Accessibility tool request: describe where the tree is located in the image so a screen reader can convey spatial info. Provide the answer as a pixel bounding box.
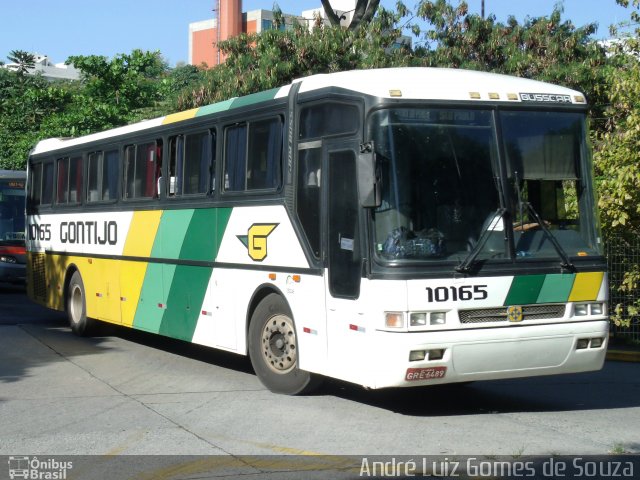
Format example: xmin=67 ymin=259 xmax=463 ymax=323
xmin=410 ymin=0 xmax=608 ymax=114
xmin=6 ymin=50 xmax=36 ymax=77
xmin=320 ymin=0 xmax=381 ymax=31
xmin=591 ymin=0 xmax=640 ymax=326
xmin=175 ymin=7 xmax=409 ymax=110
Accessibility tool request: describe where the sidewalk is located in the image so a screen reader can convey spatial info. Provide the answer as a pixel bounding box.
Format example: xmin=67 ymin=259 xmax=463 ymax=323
xmin=606 ymin=338 xmax=640 ymax=362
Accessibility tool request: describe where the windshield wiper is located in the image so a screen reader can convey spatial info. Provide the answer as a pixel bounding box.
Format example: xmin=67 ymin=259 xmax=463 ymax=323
xmin=455 ymin=207 xmax=506 ymax=273
xmin=521 ymin=202 xmax=575 ymax=272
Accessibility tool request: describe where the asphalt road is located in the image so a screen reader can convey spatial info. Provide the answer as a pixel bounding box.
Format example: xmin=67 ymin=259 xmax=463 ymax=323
xmin=1 ymin=284 xmax=639 ymax=478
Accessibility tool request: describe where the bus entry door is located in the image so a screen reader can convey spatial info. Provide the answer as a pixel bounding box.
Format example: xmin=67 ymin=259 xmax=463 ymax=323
xmin=323 ymin=141 xmax=368 ymax=377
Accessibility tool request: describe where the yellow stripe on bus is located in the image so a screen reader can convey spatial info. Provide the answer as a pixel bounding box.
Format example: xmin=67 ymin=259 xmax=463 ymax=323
xmin=568 ymin=272 xmax=604 ymax=302
xmin=162 ymin=108 xmax=199 ymax=125
xmin=121 ymin=211 xmax=163 ymax=326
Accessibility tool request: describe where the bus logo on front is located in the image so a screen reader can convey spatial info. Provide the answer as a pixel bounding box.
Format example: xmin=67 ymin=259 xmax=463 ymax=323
xmin=237 ymin=223 xmax=278 ymax=262
xmin=507 ymin=306 xmax=524 ymax=323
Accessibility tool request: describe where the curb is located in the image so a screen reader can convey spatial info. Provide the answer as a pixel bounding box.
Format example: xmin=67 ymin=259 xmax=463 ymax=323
xmin=606 ymin=350 xmax=640 ymax=362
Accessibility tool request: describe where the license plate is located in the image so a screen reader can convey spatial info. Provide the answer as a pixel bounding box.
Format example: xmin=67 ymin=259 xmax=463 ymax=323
xmin=405 ymin=366 xmax=447 ymax=382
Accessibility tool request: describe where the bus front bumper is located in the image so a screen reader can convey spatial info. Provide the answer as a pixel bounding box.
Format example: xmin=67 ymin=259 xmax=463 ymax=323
xmin=367 ymin=320 xmax=609 ymax=389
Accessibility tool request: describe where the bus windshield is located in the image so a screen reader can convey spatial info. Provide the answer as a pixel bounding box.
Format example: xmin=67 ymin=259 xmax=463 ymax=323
xmin=0 ymin=177 xmax=26 ymax=246
xmin=369 ymin=107 xmax=601 ymax=265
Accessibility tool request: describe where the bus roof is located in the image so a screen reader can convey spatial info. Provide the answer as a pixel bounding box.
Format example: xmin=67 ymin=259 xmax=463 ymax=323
xmin=31 ymin=67 xmax=585 ymax=156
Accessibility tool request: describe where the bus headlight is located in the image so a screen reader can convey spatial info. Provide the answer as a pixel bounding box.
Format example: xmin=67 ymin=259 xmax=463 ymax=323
xmin=574 ymin=304 xmax=588 ymax=316
xmin=410 ymin=313 xmax=427 ymax=327
xmin=590 ymin=303 xmax=604 ymax=315
xmin=0 ymin=255 xmax=17 ymax=264
xmin=430 ymin=312 xmax=447 ymax=325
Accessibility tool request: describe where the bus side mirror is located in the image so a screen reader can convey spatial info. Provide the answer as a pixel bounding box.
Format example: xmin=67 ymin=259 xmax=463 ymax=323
xmin=358 ymin=142 xmax=381 ymax=208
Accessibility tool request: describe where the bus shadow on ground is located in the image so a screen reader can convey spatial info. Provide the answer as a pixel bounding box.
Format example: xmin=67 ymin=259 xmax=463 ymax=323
xmin=98 ymin=321 xmax=255 ymax=375
xmin=321 ymin=361 xmax=640 ymax=416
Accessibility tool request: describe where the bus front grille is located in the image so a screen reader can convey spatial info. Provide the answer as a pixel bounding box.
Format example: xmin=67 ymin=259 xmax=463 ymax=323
xmin=459 ymin=304 xmax=566 ymax=323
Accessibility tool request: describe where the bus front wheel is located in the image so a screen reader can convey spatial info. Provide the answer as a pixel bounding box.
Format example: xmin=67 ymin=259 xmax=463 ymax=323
xmin=248 ymin=294 xmax=321 ymax=395
xmin=67 ymin=271 xmax=93 ymax=336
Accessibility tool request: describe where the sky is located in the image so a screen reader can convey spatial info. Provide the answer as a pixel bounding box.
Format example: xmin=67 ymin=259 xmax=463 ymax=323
xmin=0 ymin=0 xmax=634 ymax=67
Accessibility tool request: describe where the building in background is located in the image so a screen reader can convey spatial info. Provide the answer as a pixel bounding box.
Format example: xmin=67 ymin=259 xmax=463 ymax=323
xmin=1 ymin=53 xmax=80 ymax=81
xmin=189 ymin=0 xmax=410 ymax=68
xmin=189 ymin=0 xmax=306 ymax=67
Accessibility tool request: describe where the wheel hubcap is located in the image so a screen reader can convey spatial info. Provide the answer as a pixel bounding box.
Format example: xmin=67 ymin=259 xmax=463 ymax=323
xmin=261 ymin=314 xmax=297 ymax=374
xmin=70 ymin=285 xmax=82 ymax=325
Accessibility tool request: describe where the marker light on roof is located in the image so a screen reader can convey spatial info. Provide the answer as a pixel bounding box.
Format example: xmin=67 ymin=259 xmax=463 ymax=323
xmin=469 ymin=92 xmax=481 ymax=99
xmin=389 ymin=90 xmax=402 ymax=97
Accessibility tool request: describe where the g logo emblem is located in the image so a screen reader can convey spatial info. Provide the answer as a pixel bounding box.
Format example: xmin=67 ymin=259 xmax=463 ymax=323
xmin=237 ymin=223 xmax=278 ymax=261
xmin=507 ymin=305 xmax=523 ymax=323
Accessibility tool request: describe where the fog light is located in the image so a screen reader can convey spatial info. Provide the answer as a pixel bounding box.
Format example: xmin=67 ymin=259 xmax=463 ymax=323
xmin=575 ymin=304 xmax=588 ymax=316
xmin=576 ymin=338 xmax=589 ymax=349
xmin=590 ymin=303 xmax=603 ymax=315
xmin=430 ymin=312 xmax=446 ymax=325
xmin=385 ymin=312 xmax=404 ymax=329
xmin=410 ymin=313 xmax=427 ymax=327
xmin=590 ymin=337 xmax=603 ymax=348
xmin=409 ymin=350 xmax=426 ymax=361
xmin=428 ymin=348 xmax=445 ymax=360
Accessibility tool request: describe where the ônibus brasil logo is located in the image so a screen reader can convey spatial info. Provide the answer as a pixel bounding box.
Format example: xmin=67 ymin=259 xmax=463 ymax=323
xmin=237 ymin=223 xmax=278 ymax=262
xmin=8 ymin=456 xmax=73 ymax=479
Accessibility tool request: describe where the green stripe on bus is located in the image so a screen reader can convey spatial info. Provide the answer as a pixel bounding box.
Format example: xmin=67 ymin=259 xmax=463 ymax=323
xmin=504 ymin=274 xmax=546 ymax=305
xmin=159 ymin=264 xmax=212 ymax=341
xmin=230 ymin=88 xmax=280 ymax=109
xmin=178 ymin=208 xmax=228 ymax=262
xmin=152 ymin=209 xmax=195 ymax=259
xmin=536 ymin=273 xmax=576 ymax=303
xmin=134 ymin=263 xmax=170 ymax=333
xmin=196 ymin=98 xmax=236 ymax=117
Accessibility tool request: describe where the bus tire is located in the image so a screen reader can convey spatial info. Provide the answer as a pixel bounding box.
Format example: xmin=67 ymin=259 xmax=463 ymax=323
xmin=248 ymin=293 xmax=322 ymax=395
xmin=67 ymin=271 xmax=93 ymax=336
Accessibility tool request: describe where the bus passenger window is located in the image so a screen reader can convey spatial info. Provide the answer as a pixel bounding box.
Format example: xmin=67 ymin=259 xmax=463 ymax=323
xmin=224 ymin=124 xmax=247 ymax=191
xmin=58 ymin=156 xmax=83 ymax=204
xmin=42 ymin=162 xmax=54 ymax=205
xmin=224 ymin=118 xmax=282 ymax=192
xmin=168 ymin=132 xmax=214 ymax=197
xmin=56 ymin=157 xmax=69 ymax=204
xmin=124 ymin=141 xmax=161 ymax=199
xmin=88 ymin=150 xmax=119 ymax=202
xmin=184 ymin=132 xmax=211 ymax=194
xmin=30 ymin=163 xmax=43 ymax=206
xmin=247 ymin=118 xmax=282 ymax=190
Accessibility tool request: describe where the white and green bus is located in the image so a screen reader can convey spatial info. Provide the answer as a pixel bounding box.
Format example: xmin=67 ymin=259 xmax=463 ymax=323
xmin=26 ymin=68 xmax=608 ymax=394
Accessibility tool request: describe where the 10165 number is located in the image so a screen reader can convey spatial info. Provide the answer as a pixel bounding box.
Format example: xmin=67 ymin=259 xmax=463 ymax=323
xmin=426 ymin=285 xmax=488 ymax=303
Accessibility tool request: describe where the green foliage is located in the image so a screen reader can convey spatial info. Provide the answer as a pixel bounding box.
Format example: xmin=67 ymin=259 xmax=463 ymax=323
xmin=592 ymin=34 xmax=640 ymax=326
xmin=6 ymin=49 xmax=36 ymax=76
xmin=411 ymin=0 xmax=609 ymax=116
xmin=0 ymin=49 xmax=172 ymax=170
xmin=176 ymin=9 xmax=409 ymax=109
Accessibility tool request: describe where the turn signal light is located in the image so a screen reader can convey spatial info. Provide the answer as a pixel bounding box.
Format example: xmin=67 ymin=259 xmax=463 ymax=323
xmin=385 ymin=312 xmax=404 ymax=329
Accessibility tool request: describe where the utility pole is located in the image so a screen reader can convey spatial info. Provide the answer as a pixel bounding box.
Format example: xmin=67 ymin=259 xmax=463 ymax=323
xmin=481 ymin=0 xmax=485 ymax=19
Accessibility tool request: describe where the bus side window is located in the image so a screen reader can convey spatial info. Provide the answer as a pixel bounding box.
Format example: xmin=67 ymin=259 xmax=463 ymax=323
xmin=224 ymin=118 xmax=282 ymax=192
xmin=168 ymin=131 xmax=214 ymax=197
xmin=247 ymin=117 xmax=282 ymax=190
xmin=29 ymin=163 xmax=43 ymax=208
xmin=41 ymin=162 xmax=54 ymax=205
xmin=224 ymin=124 xmax=247 ymax=191
xmin=88 ymin=150 xmax=119 ymax=202
xmin=124 ymin=141 xmax=161 ymax=199
xmin=57 ymin=156 xmax=83 ymax=205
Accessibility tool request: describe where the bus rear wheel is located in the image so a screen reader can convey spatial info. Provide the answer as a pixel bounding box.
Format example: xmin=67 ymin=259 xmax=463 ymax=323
xmin=248 ymin=294 xmax=322 ymax=395
xmin=67 ymin=271 xmax=93 ymax=336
